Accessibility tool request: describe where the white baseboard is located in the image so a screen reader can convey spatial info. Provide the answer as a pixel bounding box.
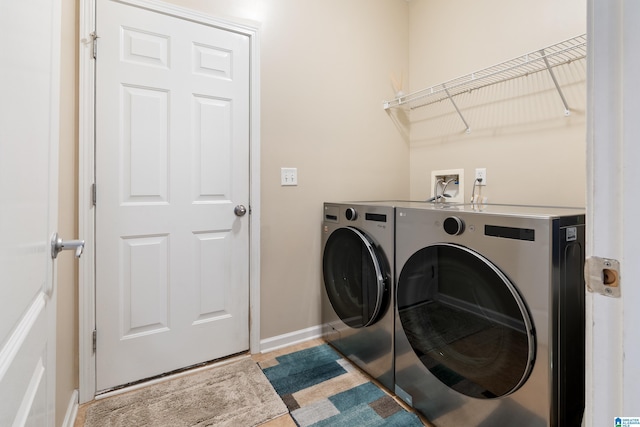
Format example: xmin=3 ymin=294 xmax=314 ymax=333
xmin=259 ymin=325 xmax=323 ymax=354
xmin=61 ymin=389 xmax=78 ymax=427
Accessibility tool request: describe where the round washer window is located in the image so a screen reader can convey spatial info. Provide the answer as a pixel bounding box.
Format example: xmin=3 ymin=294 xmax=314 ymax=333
xmin=323 ymin=227 xmax=389 ymax=328
xmin=397 ymin=243 xmax=535 ymax=399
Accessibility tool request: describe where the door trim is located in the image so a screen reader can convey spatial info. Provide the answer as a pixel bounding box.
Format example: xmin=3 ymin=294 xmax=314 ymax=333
xmin=78 ymin=0 xmax=261 ymax=403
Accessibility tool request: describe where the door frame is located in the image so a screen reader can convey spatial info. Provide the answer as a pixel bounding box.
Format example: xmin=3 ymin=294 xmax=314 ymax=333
xmin=586 ymin=0 xmax=640 ymax=425
xmin=78 ymin=0 xmax=261 ymax=403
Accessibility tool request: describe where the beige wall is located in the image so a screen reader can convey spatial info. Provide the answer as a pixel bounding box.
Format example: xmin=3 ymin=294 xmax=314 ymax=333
xmin=407 ymin=0 xmax=587 ymax=207
xmin=253 ymin=0 xmax=411 ymax=338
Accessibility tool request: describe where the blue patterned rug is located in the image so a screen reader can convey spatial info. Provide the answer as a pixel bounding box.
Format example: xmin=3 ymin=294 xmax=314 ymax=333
xmin=260 ymin=344 xmax=424 ymax=427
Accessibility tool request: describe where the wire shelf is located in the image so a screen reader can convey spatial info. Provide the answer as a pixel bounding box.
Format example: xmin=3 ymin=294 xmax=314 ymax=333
xmin=383 ymin=34 xmax=587 ymax=114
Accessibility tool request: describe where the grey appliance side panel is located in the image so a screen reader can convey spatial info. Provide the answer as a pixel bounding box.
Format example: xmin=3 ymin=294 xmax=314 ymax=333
xmin=551 ymin=215 xmax=586 ymax=427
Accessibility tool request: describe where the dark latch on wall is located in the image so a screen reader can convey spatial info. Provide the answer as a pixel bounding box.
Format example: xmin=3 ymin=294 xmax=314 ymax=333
xmin=585 ymin=256 xmax=621 ymax=298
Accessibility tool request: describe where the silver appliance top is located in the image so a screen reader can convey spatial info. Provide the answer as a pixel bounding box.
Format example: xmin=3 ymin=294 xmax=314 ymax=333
xmin=328 ymin=200 xmax=584 ymax=219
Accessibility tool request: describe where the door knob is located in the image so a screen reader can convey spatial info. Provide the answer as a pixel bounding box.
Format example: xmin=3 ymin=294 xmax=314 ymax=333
xmin=51 ymin=232 xmax=85 ymax=259
xmin=234 ymin=205 xmax=247 ymax=217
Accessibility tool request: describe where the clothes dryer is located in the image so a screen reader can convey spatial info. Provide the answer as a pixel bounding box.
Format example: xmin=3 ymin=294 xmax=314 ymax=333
xmin=321 ymin=202 xmax=396 ymax=391
xmin=394 ymin=204 xmax=585 ymax=427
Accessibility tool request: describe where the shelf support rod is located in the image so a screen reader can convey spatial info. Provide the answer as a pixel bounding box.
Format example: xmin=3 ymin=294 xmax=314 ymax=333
xmin=540 ymin=49 xmax=571 ymax=116
xmin=444 ymin=86 xmax=471 ymax=133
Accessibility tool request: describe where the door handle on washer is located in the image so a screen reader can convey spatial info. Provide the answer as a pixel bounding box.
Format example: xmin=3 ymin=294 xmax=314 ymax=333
xmin=51 ymin=232 xmax=85 ymax=259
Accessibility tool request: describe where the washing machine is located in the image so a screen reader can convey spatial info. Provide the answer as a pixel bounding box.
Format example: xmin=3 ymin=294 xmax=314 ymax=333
xmin=321 ymin=201 xmax=397 ymax=391
xmin=394 ymin=203 xmax=585 ymax=427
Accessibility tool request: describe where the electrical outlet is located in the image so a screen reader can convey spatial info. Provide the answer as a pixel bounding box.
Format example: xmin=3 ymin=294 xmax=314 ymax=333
xmin=281 ymin=167 xmax=298 ymax=186
xmin=475 ymin=168 xmax=487 ymax=186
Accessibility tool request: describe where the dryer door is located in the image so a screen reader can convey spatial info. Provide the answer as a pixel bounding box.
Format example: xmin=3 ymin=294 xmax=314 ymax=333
xmin=323 ymin=227 xmax=389 ymax=328
xmin=397 ymin=243 xmax=535 ymax=399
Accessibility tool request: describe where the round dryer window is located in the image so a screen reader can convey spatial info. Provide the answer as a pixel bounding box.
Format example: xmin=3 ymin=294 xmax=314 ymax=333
xmin=322 ymin=227 xmax=389 ymax=328
xmin=396 ymin=243 xmax=535 ymax=399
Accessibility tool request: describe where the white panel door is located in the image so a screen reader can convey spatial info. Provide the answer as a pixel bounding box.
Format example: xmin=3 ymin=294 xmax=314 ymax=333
xmin=0 ymin=0 xmax=61 ymax=425
xmin=95 ymin=0 xmax=250 ymax=390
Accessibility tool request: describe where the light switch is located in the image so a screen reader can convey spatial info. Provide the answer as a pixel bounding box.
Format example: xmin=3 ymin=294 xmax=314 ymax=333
xmin=281 ymin=167 xmax=297 ymax=186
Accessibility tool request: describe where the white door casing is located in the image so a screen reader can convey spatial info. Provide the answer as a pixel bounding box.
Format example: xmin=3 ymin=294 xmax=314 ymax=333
xmin=93 ymin=0 xmax=255 ymax=391
xmin=0 ymin=0 xmax=62 ymax=425
xmin=586 ymin=0 xmax=640 ymax=425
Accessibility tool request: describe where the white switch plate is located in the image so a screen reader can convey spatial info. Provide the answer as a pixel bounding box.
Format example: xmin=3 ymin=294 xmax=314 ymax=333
xmin=281 ymin=167 xmax=298 ymax=186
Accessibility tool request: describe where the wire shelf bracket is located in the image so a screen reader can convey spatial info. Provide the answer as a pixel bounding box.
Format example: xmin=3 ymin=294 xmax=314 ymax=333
xmin=541 ymin=48 xmax=571 ymax=116
xmin=444 ymin=86 xmax=471 ymax=133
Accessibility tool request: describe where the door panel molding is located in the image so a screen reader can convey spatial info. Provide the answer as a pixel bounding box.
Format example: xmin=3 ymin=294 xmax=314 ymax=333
xmin=78 ymin=0 xmax=260 ymax=403
xmin=0 ymin=294 xmax=46 ymax=381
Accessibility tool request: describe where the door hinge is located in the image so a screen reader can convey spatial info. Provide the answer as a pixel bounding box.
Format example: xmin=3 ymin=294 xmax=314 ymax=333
xmin=91 ymin=183 xmax=96 ymax=206
xmin=90 ymin=31 xmax=99 ymax=59
xmin=92 ymin=330 xmax=97 ymax=353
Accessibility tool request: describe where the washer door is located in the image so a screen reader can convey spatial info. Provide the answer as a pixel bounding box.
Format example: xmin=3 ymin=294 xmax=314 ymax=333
xmin=323 ymin=227 xmax=389 ymax=328
xmin=397 ymin=243 xmax=535 ymax=399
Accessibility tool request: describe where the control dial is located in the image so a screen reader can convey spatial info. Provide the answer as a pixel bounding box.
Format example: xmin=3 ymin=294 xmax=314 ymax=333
xmin=443 ymin=216 xmax=464 ymax=235
xmin=345 ymin=208 xmax=358 ymax=221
